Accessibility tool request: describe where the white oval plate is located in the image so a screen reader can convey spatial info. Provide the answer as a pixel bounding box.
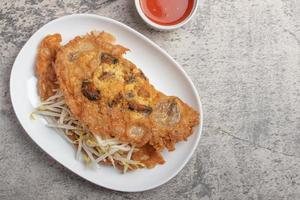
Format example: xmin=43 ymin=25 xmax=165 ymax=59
xmin=10 ymin=14 xmax=203 ymax=192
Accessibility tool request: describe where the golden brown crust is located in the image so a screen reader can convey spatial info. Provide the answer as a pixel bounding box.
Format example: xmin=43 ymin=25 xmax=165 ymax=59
xmin=149 ymin=97 xmax=200 ymax=151
xmin=36 ymin=34 xmax=62 ymax=100
xmin=132 ymin=144 xmax=165 ymax=168
xmin=36 ymin=31 xmax=199 ymax=169
xmin=55 ymin=31 xmax=199 ymax=154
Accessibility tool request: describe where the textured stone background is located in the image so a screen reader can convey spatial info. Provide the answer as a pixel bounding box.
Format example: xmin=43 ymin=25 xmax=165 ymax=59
xmin=1 ymin=0 xmax=300 ymax=199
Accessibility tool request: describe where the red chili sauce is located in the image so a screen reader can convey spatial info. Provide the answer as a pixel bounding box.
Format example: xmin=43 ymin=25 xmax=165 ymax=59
xmin=140 ymin=0 xmax=194 ymax=26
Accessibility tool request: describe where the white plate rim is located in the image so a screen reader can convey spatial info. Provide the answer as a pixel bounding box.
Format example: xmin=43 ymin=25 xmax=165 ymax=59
xmin=9 ymin=14 xmax=203 ymax=192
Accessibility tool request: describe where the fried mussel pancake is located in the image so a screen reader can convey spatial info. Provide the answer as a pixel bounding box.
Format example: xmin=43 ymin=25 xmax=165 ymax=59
xmin=36 ymin=34 xmax=62 ymax=100
xmin=55 ymin=32 xmax=199 ymax=155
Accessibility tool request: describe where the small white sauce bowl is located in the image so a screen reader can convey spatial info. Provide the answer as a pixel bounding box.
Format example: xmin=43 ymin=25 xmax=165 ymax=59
xmin=134 ymin=0 xmax=199 ymax=31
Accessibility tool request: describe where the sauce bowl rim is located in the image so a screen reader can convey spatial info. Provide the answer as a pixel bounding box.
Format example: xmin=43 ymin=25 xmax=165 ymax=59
xmin=134 ymin=0 xmax=199 ymax=31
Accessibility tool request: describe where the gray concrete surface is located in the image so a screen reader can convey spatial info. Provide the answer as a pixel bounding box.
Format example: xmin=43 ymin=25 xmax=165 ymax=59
xmin=1 ymin=0 xmax=300 ymax=199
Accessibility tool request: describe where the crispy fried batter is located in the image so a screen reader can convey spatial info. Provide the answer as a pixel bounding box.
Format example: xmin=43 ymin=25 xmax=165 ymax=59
xmin=36 ymin=31 xmax=199 ymax=169
xmin=36 ymin=34 xmax=62 ymax=100
xmin=55 ymin=31 xmax=199 ymax=154
xmin=132 ymin=144 xmax=165 ymax=168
